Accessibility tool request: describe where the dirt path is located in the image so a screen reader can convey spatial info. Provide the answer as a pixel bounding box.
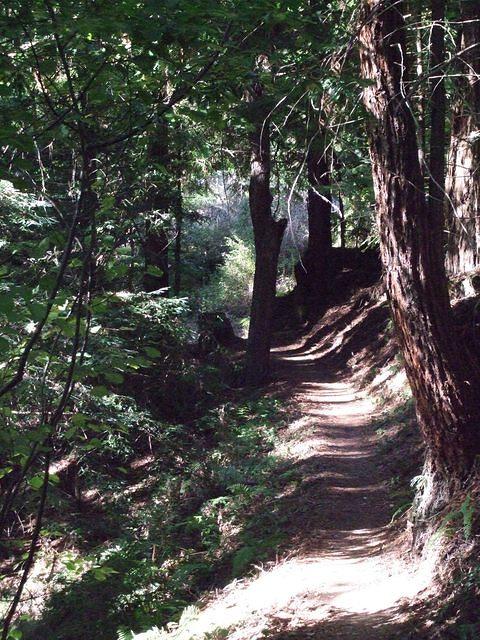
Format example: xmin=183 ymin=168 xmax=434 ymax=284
xmin=157 ymin=332 xmax=435 ymax=640
xmin=256 ymin=345 xmax=434 ymax=639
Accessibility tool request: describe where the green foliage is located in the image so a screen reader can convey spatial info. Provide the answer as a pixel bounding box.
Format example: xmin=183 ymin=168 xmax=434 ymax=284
xmin=457 ymin=624 xmax=480 ymax=640
xmin=198 ymin=234 xmax=255 ymax=323
xmin=16 ymin=395 xmax=289 ymax=640
xmin=2 ymin=0 xmax=464 ymax=638
xmin=438 ymin=493 xmax=477 ymax=541
xmin=459 ymin=495 xmax=476 ymax=541
xmin=185 ymin=187 xmax=305 ymax=321
xmin=434 ymin=494 xmax=478 ymax=543
xmin=435 ymin=563 xmax=480 ymax=639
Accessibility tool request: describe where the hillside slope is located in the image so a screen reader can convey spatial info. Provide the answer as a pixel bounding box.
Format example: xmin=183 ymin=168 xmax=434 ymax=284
xmin=134 ymin=275 xmax=442 ymax=640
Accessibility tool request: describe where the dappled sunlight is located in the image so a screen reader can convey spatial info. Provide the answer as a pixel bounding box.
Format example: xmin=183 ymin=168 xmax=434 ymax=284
xmin=152 ymin=347 xmax=434 ymax=640
xmin=172 ymin=541 xmax=434 ymax=639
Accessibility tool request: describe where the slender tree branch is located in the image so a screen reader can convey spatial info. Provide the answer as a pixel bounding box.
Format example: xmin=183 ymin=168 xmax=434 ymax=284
xmin=1 ymin=447 xmax=50 ymax=640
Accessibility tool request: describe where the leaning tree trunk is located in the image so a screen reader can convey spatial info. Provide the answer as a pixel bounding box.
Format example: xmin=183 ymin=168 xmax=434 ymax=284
xmin=244 ymin=86 xmax=287 ymax=386
xmin=445 ymin=1 xmax=480 ymax=274
xmin=359 ymin=0 xmax=480 ymax=504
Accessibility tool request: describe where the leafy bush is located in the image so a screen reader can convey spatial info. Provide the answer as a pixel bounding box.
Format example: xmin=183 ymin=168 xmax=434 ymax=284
xmin=17 ymin=396 xmax=289 ymax=640
xmin=199 ymin=236 xmax=255 ymax=322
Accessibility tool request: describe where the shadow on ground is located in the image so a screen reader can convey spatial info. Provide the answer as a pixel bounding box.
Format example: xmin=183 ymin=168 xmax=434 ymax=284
xmin=261 ymin=607 xmax=428 ymax=640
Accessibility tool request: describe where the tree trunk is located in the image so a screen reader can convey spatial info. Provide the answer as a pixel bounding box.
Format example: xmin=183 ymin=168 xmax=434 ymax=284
xmin=338 ymin=193 xmax=346 ymax=249
xmin=173 ymin=182 xmax=183 ymax=296
xmin=143 ymin=119 xmax=171 ymax=294
xmin=244 ymin=86 xmax=287 ymax=386
xmin=359 ymin=0 xmax=480 ymax=499
xmin=427 ymin=0 xmax=446 ymax=244
xmin=445 ymin=1 xmax=480 ymax=274
xmin=410 ymin=0 xmax=427 ymax=172
xmin=300 ymin=140 xmax=333 ymax=309
xmin=143 ymin=225 xmax=169 ymax=293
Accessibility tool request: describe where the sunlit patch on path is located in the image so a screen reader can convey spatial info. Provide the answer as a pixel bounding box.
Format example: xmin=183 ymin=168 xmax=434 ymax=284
xmin=147 ymin=338 xmax=435 ymax=640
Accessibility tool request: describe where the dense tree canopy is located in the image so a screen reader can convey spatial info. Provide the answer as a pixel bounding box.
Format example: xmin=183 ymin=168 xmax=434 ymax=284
xmin=1 ymin=0 xmax=479 ymax=638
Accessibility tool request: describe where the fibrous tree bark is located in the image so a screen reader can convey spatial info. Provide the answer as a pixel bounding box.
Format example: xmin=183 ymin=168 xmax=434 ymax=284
xmin=359 ymin=0 xmax=480 ymax=502
xmin=297 ymin=134 xmax=333 ymax=312
xmin=427 ymin=0 xmax=447 ymax=247
xmin=244 ymin=81 xmax=287 ymax=386
xmin=445 ymin=1 xmax=480 ymax=274
xmin=408 ymin=0 xmax=427 ymax=172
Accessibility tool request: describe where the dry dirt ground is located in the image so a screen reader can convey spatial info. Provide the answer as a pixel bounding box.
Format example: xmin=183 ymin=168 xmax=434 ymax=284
xmin=151 ymin=294 xmax=438 ymax=640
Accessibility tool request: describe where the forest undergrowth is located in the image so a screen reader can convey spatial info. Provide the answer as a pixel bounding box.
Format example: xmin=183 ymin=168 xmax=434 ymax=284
xmin=117 ymin=266 xmax=480 ymax=640
xmin=2 ymin=337 xmax=295 ymax=639
xmin=2 ymin=2 xmax=480 ymax=638
xmin=3 ymin=265 xmax=478 ymax=640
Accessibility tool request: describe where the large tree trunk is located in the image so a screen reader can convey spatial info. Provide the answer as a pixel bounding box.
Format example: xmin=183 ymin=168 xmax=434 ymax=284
xmin=297 ymin=139 xmax=333 ymax=311
xmin=427 ymin=0 xmax=447 ymax=240
xmin=143 ymin=225 xmax=169 ymax=293
xmin=359 ymin=0 xmax=480 ymax=501
xmin=409 ymin=0 xmax=427 ymax=173
xmin=244 ymin=86 xmax=287 ymax=385
xmin=445 ymin=1 xmax=480 ymax=274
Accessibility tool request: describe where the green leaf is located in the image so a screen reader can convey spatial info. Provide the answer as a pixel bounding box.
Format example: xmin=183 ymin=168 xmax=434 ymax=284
xmin=31 ymin=237 xmax=49 ymax=258
xmin=91 ymin=385 xmax=109 ymax=398
xmin=64 ymin=426 xmax=77 ymax=440
xmin=144 ymin=346 xmax=162 ymax=358
xmin=55 ymin=317 xmax=77 ymax=338
xmin=145 ymin=265 xmax=164 ymax=277
xmin=28 ymin=301 xmax=46 ymax=322
xmin=82 ymin=437 xmax=104 ymax=451
xmin=99 ymin=195 xmax=115 ymax=213
xmin=91 ymin=566 xmax=118 ymax=581
xmin=104 ymin=371 xmax=124 ymax=384
xmin=0 ymin=294 xmax=15 ymax=316
xmin=72 ymin=413 xmax=88 ymax=426
xmin=29 ymin=475 xmax=45 ymax=490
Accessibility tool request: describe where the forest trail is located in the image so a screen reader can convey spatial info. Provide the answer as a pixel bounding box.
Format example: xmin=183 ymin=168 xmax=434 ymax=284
xmin=172 ymin=327 xmax=436 ymax=640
